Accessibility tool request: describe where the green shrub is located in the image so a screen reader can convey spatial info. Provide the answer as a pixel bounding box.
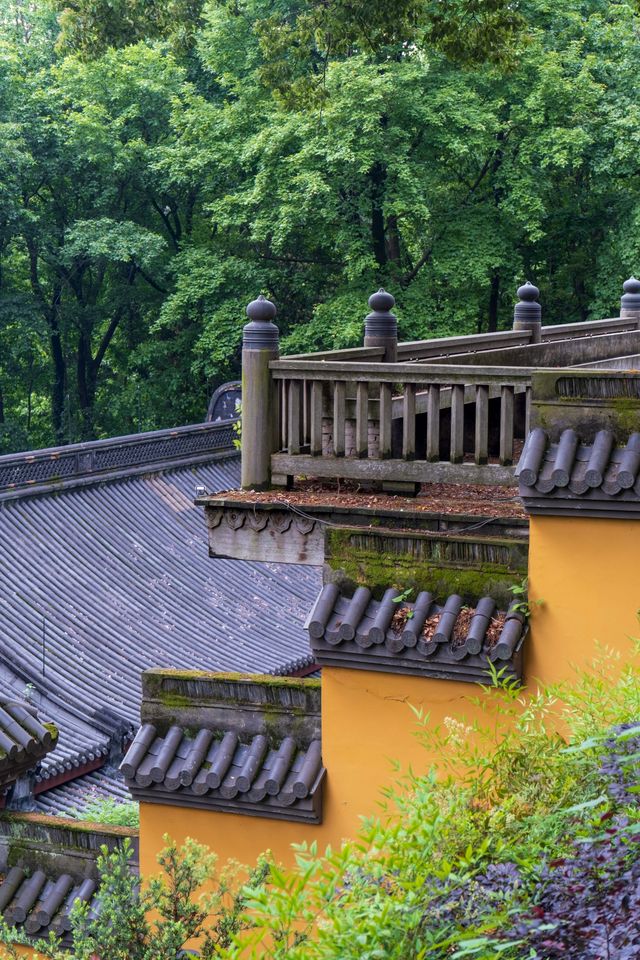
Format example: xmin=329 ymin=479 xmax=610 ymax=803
xmin=1 ymin=647 xmax=638 ymax=959
xmin=0 ymin=836 xmax=269 ymax=960
xmin=70 ymin=796 xmax=140 ymax=828
xmin=232 ymin=646 xmax=640 ymax=959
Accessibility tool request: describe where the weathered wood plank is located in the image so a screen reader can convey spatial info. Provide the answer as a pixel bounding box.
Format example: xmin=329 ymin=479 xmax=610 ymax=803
xmin=379 ymin=383 xmax=392 ymax=459
xmin=426 ymin=385 xmax=440 ymax=462
xmin=271 ymin=453 xmax=516 ymax=486
xmin=402 ymin=383 xmax=416 ymax=460
xmin=397 ymin=329 xmax=531 ymax=360
xmin=450 ymin=384 xmax=464 ymax=464
xmin=271 ymin=379 xmax=281 ymax=453
xmin=271 ymin=359 xmax=539 ymax=383
xmin=524 ymin=385 xmax=532 ymax=437
xmin=541 ymin=317 xmax=635 ymax=340
xmin=288 ymin=380 xmax=302 ymax=455
xmin=279 ymin=380 xmax=288 ymax=451
xmin=310 ymin=381 xmax=323 ymax=456
xmin=355 ymin=381 xmax=369 ymax=459
xmin=303 ymin=380 xmax=311 ymax=447
xmin=333 ymin=381 xmax=346 ymax=457
xmin=281 ymin=346 xmax=385 ymax=362
xmin=340 ymin=380 xmax=527 ymax=420
xmin=207 ymin=509 xmax=325 ymax=564
xmin=281 ymin=317 xmax=632 ymax=363
xmin=474 ymin=384 xmax=489 ymax=465
xmin=500 ymin=384 xmax=515 ymax=466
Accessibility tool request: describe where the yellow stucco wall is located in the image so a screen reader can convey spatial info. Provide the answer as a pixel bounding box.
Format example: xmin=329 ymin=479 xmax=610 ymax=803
xmin=527 ymin=516 xmax=639 ymax=682
xmin=2 ymin=945 xmax=34 ymax=958
xmin=140 ymin=669 xmax=492 ymax=875
xmin=140 ymin=513 xmax=640 ymax=876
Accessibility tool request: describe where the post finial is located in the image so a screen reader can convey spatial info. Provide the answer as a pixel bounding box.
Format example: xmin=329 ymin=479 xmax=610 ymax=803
xmin=513 ymin=280 xmax=542 ymax=343
xmin=246 ymin=294 xmax=277 ymax=323
xmin=364 ymin=288 xmax=398 ymax=362
xmin=243 ymin=295 xmax=279 ymax=349
xmin=517 ymin=281 xmax=540 ymax=302
xmin=621 ymin=276 xmax=640 ymax=321
xmin=368 ymin=288 xmax=396 ymax=313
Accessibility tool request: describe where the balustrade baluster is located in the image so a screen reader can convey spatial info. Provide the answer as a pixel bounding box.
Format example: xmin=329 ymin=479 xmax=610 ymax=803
xmin=302 ymin=380 xmax=310 ymax=447
xmin=379 ymin=383 xmax=392 ymax=458
xmin=450 ymin=385 xmax=464 ymax=464
xmin=500 ymin=384 xmax=515 ymax=465
xmin=474 ymin=384 xmax=489 ymax=465
xmin=525 ymin=385 xmax=532 ymax=436
xmin=426 ymin=385 xmax=440 ymax=461
xmin=310 ymin=381 xmax=323 ymax=456
xmin=271 ymin=379 xmax=281 ymax=453
xmin=402 ymin=383 xmax=416 ymax=460
xmin=355 ymin=382 xmax=369 ymax=459
xmin=333 ymin=381 xmax=346 ymax=457
xmin=280 ymin=380 xmax=288 ymax=451
xmin=288 ymin=380 xmax=302 ymax=455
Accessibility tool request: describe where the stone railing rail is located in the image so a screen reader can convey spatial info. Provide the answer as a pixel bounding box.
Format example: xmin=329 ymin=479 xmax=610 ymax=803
xmin=239 ymin=279 xmax=640 ymax=489
xmin=282 ymin=317 xmax=639 ymax=364
xmin=0 ymin=420 xmax=237 ymax=499
xmin=270 ymin=360 xmax=537 ymax=486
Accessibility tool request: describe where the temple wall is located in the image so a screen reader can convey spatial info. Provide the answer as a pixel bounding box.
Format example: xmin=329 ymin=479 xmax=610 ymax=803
xmin=138 ymin=672 xmax=496 ymax=875
xmin=527 ymin=516 xmax=638 ymax=682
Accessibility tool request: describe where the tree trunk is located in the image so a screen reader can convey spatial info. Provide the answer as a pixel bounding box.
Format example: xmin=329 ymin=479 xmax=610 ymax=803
xmin=488 ymin=271 xmax=500 ymax=333
xmin=26 ymin=242 xmax=66 ymax=444
xmin=370 ymin=161 xmax=387 ymax=269
xmin=386 ymin=214 xmax=401 ymax=269
xmin=50 ymin=325 xmax=66 ymax=444
xmin=77 ymin=329 xmax=97 ymax=440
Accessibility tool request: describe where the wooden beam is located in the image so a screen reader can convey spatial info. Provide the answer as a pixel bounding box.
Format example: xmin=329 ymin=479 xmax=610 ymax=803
xmin=271 ymin=453 xmax=516 ymax=486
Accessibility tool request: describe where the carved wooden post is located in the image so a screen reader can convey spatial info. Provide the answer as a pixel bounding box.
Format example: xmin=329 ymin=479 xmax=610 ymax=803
xmin=241 ymin=295 xmax=279 ymax=490
xmin=364 ymin=288 xmax=397 ymax=362
xmin=513 ymin=281 xmax=541 ymax=343
xmin=620 ymin=277 xmax=640 ymax=324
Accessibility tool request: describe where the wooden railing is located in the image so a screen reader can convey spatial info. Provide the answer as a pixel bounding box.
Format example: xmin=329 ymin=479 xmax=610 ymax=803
xmin=397 ymin=330 xmax=531 ymax=361
xmin=270 ymin=360 xmax=536 ymax=486
xmin=540 ymin=316 xmax=637 ymax=342
xmin=281 ymin=317 xmax=639 ymax=365
xmin=240 ymin=288 xmax=640 ymax=490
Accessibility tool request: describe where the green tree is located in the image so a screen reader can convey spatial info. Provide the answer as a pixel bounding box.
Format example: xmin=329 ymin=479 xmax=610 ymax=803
xmin=1 ymin=0 xmax=639 ymax=450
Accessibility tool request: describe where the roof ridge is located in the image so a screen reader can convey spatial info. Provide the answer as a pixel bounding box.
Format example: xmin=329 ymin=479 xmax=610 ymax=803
xmin=0 ymin=422 xmax=238 ymax=502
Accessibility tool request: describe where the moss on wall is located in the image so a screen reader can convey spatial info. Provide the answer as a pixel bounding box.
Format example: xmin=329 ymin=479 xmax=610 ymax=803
xmin=326 ymin=528 xmax=523 ymax=606
xmin=145 ymin=669 xmax=320 ymax=706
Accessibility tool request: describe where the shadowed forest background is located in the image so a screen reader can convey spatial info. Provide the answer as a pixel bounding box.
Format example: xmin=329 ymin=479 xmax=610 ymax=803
xmin=0 ymin=0 xmax=638 ymax=451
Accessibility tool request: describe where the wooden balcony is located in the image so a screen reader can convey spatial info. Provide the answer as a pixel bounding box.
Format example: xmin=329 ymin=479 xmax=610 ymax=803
xmin=239 ymin=284 xmax=640 ymax=492
xmin=268 ymin=320 xmax=640 ymax=490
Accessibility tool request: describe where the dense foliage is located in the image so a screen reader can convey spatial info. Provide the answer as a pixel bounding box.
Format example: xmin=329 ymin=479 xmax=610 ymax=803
xmin=1 ymin=649 xmax=639 ymax=958
xmin=0 ymin=0 xmax=639 ymax=449
xmin=0 ymin=837 xmax=269 ymax=959
xmin=69 ymin=795 xmax=140 ymax=827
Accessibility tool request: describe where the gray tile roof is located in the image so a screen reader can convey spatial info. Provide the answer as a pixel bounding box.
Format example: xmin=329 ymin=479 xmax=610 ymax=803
xmin=0 ymin=866 xmax=98 ymax=942
xmin=518 ymin=427 xmax=640 ymax=516
xmin=34 ymin=767 xmax=132 ymax=817
xmin=307 ymin=585 xmax=526 ymax=683
xmin=121 ymin=723 xmax=324 ymax=822
xmin=0 ymin=443 xmax=319 ymax=796
xmin=0 ymin=699 xmax=55 ymax=792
